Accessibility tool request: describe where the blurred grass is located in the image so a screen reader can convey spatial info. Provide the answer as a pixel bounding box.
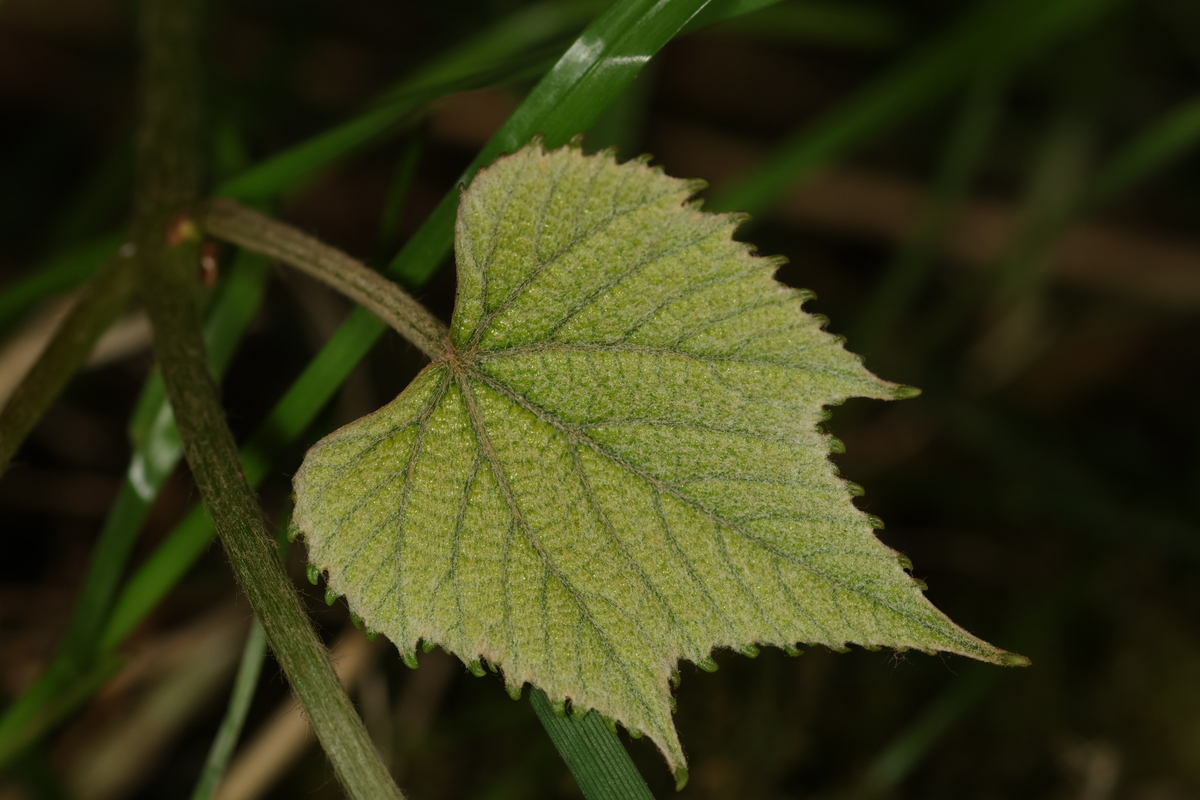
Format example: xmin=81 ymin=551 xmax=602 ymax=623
xmin=911 ymin=95 xmax=1200 ymax=366
xmin=709 ymin=0 xmax=1122 ymax=216
xmin=694 ymin=0 xmax=904 ymax=49
xmin=853 ymin=68 xmax=1009 ymax=356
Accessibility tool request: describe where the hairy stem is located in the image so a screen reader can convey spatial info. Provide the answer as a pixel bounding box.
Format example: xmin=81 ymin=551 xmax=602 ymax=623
xmin=131 ymin=0 xmax=403 ymax=798
xmin=0 ymin=251 xmax=136 ymax=477
xmin=199 ymin=198 xmax=450 ymax=359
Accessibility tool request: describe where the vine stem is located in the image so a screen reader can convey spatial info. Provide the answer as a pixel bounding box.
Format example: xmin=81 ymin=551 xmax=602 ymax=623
xmin=131 ymin=0 xmax=403 ymax=798
xmin=199 ymin=198 xmax=450 ymax=359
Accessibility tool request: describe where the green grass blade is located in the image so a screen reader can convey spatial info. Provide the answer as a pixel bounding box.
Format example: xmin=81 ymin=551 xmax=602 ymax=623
xmin=99 ymin=503 xmax=211 ymax=648
xmin=530 ymin=689 xmax=658 ymax=799
xmin=189 ymin=618 xmax=268 ymax=800
xmin=0 ymin=233 xmax=123 ymax=331
xmin=190 ymin=528 xmax=289 ymax=800
xmin=487 ymin=0 xmax=740 ymax=157
xmin=710 ymin=0 xmax=1122 ymax=216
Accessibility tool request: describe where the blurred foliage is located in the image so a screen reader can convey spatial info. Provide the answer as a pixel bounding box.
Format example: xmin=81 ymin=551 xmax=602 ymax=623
xmin=0 ymin=0 xmax=1198 ymax=798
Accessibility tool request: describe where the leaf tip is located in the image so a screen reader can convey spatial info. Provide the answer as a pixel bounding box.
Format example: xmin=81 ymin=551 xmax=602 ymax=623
xmin=696 ymin=656 xmax=719 ymax=673
xmin=891 ymin=384 xmax=922 ymax=400
xmin=997 ymin=651 xmax=1033 ymax=668
xmin=674 ymin=767 xmax=690 ymax=791
xmin=402 ymin=652 xmax=419 ymax=670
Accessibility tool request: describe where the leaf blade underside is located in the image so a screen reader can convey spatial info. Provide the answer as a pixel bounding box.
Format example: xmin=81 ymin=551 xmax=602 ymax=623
xmin=294 ymin=141 xmax=1022 ymax=773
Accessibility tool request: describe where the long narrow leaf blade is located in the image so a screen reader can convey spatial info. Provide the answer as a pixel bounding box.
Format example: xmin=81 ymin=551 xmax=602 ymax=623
xmin=531 ymin=689 xmax=658 ymax=799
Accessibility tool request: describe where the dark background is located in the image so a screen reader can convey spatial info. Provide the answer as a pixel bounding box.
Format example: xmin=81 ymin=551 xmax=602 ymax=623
xmin=1 ymin=0 xmax=1199 ymax=798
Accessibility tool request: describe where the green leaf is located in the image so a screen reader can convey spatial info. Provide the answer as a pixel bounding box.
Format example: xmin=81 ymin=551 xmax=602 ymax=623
xmin=294 ymin=142 xmax=1024 ymax=773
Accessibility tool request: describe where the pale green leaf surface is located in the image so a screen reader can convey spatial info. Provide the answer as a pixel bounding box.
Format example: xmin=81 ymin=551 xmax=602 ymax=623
xmin=294 ymin=142 xmax=1022 ymax=773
